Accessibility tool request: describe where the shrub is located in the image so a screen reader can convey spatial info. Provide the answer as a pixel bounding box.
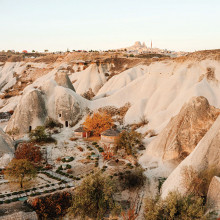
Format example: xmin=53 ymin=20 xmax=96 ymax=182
xmin=82 ymin=88 xmax=95 ymax=100
xmin=158 ymin=177 xmax=167 ymax=193
xmin=45 ymin=117 xmax=63 ymax=129
xmin=131 ymin=115 xmax=149 ymax=130
xmin=115 ymin=130 xmax=142 ymax=155
xmin=29 ymin=126 xmax=56 ymax=143
xmin=144 ymin=192 xmax=210 ymax=220
xmin=69 ymin=172 xmax=117 ymax=219
xmin=118 ymin=168 xmax=146 ymax=190
xmin=4 ymin=200 xmax=11 ymax=204
xmin=31 ymin=192 xmax=71 ymax=219
xmin=181 ymin=166 xmax=220 ymax=197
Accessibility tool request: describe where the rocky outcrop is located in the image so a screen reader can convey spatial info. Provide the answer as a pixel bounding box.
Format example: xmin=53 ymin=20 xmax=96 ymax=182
xmin=0 ymin=128 xmax=14 ymax=168
xmin=161 ymin=115 xmax=220 ymax=198
xmin=54 ymin=71 xmax=75 ymax=91
xmin=6 ymin=74 xmax=88 ymax=134
xmin=207 ymin=176 xmax=220 ymax=216
xmin=6 ymin=89 xmax=47 ymax=134
xmin=140 ymin=96 xmax=219 ymax=164
xmin=0 ymin=128 xmax=14 ymax=156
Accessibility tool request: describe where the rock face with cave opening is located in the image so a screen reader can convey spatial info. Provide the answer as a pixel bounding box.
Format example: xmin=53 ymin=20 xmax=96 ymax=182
xmin=6 ymin=74 xmax=88 ymax=134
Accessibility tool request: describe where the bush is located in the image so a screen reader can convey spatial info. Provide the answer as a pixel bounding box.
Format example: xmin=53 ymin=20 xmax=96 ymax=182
xmin=181 ymin=166 xmax=220 ymax=197
xmin=4 ymin=200 xmax=11 ymax=204
xmin=115 ymin=130 xmax=142 ymax=155
xmin=45 ymin=117 xmax=63 ymax=129
xmin=144 ymin=192 xmax=210 ymax=220
xmin=31 ymin=192 xmax=71 ymax=219
xmin=118 ymin=168 xmax=146 ymax=190
xmin=69 ymin=172 xmax=117 ymax=219
xmin=82 ymin=88 xmax=95 ymax=100
xmin=29 ymin=126 xmax=56 ymax=143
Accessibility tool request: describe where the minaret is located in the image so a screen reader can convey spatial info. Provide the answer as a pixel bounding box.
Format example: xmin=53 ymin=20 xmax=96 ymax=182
xmin=151 ymin=40 xmax=152 ymax=49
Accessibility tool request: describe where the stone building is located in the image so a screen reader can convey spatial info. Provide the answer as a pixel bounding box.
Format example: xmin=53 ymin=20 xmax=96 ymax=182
xmin=101 ymin=129 xmax=120 ymax=143
xmin=74 ymin=126 xmax=91 ymax=138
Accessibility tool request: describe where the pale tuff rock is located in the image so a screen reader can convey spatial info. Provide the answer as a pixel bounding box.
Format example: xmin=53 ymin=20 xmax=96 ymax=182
xmin=161 ymin=115 xmax=220 ymax=198
xmin=6 ymin=89 xmax=47 ymax=134
xmin=54 ymin=71 xmax=76 ymax=91
xmin=207 ymin=176 xmax=220 ymax=215
xmin=0 ymin=128 xmax=14 ymax=168
xmin=0 ymin=128 xmax=14 ymax=155
xmin=70 ymin=63 xmax=107 ymax=95
xmin=6 ymin=74 xmax=88 ymax=134
xmin=140 ymin=96 xmax=219 ymax=163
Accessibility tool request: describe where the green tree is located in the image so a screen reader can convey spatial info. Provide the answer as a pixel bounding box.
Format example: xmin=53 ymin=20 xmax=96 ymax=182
xmin=4 ymin=159 xmax=37 ymax=188
xmin=69 ymin=172 xmax=117 ymax=219
xmin=115 ymin=130 xmax=142 ymax=155
xmin=29 ymin=126 xmax=55 ymax=143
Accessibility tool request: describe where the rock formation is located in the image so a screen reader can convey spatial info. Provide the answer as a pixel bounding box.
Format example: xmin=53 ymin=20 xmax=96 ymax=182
xmin=6 ymin=89 xmax=47 ymax=134
xmin=6 ymin=74 xmax=88 ymax=134
xmin=140 ymin=96 xmax=219 ymax=164
xmin=0 ymin=128 xmax=14 ymax=168
xmin=207 ymin=176 xmax=220 ymax=216
xmin=161 ymin=115 xmax=220 ymax=198
xmin=54 ymin=71 xmax=75 ymax=91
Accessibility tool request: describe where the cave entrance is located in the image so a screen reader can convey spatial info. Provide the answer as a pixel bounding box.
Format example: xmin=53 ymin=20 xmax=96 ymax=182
xmin=65 ymin=121 xmax=69 ymax=127
xmin=29 ymin=126 xmax=32 ymax=132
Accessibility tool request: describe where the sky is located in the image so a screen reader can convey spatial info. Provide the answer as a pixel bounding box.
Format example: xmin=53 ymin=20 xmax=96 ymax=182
xmin=0 ymin=0 xmax=220 ymax=52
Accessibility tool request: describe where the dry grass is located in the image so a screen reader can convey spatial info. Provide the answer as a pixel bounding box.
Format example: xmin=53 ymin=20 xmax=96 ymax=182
xmin=181 ymin=165 xmax=220 ymax=197
xmin=131 ymin=115 xmax=149 ymax=130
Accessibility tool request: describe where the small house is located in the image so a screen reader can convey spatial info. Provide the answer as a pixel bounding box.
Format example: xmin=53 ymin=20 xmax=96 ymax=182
xmin=101 ymin=129 xmax=120 ymax=143
xmin=74 ymin=127 xmax=90 ymax=138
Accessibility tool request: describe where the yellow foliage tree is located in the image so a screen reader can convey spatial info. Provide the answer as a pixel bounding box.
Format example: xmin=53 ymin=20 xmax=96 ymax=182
xmin=4 ymin=159 xmax=37 ymax=188
xmin=83 ymin=112 xmax=113 ymax=136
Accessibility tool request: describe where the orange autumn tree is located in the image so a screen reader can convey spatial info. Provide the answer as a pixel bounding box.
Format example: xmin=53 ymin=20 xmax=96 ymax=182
xmin=83 ymin=112 xmax=113 ymax=136
xmin=15 ymin=142 xmax=42 ymax=163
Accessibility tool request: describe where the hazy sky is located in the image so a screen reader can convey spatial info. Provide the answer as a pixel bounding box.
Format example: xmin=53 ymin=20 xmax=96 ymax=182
xmin=0 ymin=0 xmax=219 ymax=52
